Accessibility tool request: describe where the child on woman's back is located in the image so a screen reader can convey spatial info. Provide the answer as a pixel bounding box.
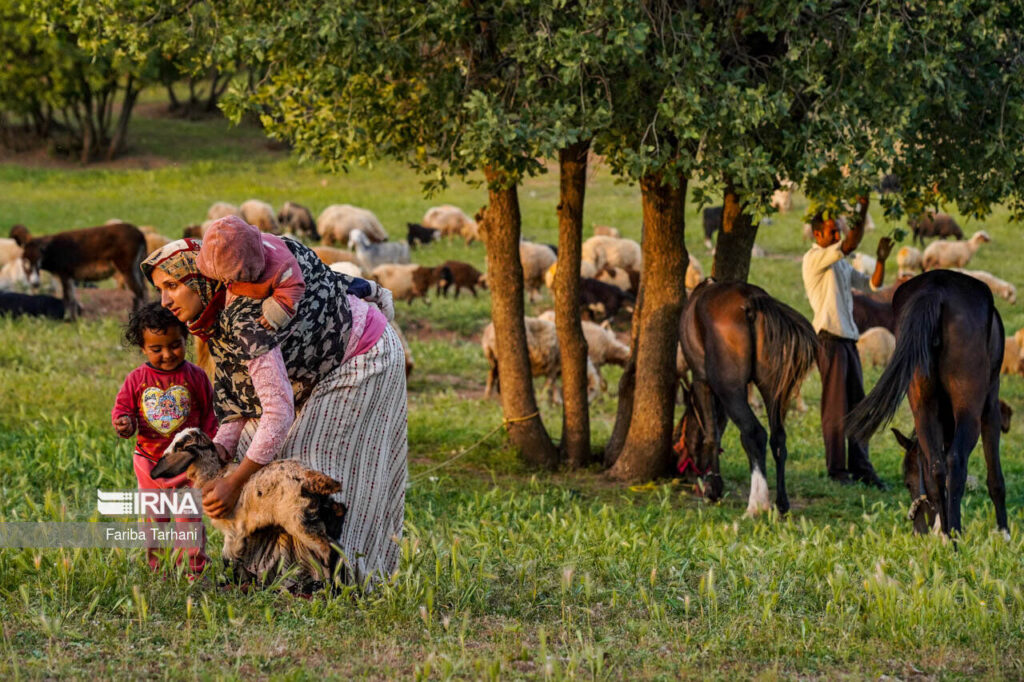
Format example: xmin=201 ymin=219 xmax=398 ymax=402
xmin=112 ymin=302 xmax=218 ymax=574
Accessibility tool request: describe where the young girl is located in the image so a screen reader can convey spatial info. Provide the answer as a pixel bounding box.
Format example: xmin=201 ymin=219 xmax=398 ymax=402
xmin=112 ymin=302 xmax=218 ymax=574
xmin=197 ymin=215 xmax=306 ymax=332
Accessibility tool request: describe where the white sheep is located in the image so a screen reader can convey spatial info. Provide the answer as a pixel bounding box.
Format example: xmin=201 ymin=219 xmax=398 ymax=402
xmin=857 ymin=327 xmax=896 ymax=367
xmin=1002 ymin=335 xmax=1024 ymax=376
xmin=593 ymin=225 xmax=621 ymax=238
xmin=369 ymin=263 xmax=433 ymax=304
xmin=954 ymin=268 xmax=1016 ymax=304
xmin=239 ymin=199 xmax=280 ymax=234
xmin=421 ymin=205 xmax=479 ymax=244
xmin=520 ymin=241 xmax=557 ymax=302
xmin=313 ymin=245 xmax=359 ymax=267
xmin=543 ymin=260 xmax=598 ymax=292
xmin=896 ymin=246 xmax=923 ymax=276
xmin=685 ymin=254 xmax=704 ymax=291
xmin=851 ymin=252 xmax=877 ymax=278
xmin=922 ymin=230 xmax=991 ymax=270
xmin=771 ymin=185 xmax=793 ymax=213
xmin=481 ymin=316 xmax=601 ymax=404
xmin=537 ymin=309 xmax=631 ymax=383
xmin=0 ymin=237 xmax=23 ymax=270
xmin=597 ymin=266 xmax=633 ymax=292
xmin=581 ymin=235 xmax=642 ymax=272
xmin=329 ymin=261 xmax=364 ymax=278
xmin=318 ymin=204 xmax=389 ymax=246
xmin=206 ymin=202 xmax=238 ymax=222
xmin=348 ymin=228 xmax=410 ymax=272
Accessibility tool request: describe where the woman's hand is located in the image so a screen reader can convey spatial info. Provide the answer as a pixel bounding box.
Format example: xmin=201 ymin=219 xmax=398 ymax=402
xmin=202 ymin=477 xmax=242 ymax=519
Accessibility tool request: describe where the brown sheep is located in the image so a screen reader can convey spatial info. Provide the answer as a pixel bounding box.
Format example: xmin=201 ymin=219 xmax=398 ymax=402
xmin=433 ymin=260 xmax=486 ymax=298
xmin=151 ymin=428 xmax=346 ymax=585
xmin=909 ymin=212 xmax=963 ymax=246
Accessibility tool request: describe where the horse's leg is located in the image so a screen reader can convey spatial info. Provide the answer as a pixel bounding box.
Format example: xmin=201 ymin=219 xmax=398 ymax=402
xmin=692 ymin=380 xmax=724 ymax=501
xmin=946 ymin=411 xmax=981 ymax=537
xmin=914 ymin=401 xmax=949 ymax=536
xmin=980 ymin=389 xmax=1009 ymax=538
xmin=763 ymin=392 xmax=789 ymax=515
xmin=717 ymin=384 xmax=769 ymax=517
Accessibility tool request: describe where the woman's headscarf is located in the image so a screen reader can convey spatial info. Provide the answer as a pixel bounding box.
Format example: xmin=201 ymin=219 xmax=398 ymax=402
xmin=141 ymin=238 xmax=225 ymax=340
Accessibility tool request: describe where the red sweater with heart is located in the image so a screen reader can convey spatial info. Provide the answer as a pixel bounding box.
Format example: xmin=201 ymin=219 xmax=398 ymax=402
xmin=112 ymin=361 xmax=218 ymax=463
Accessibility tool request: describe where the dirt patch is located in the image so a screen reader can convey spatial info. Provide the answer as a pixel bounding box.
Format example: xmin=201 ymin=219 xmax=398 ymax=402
xmin=76 ymin=287 xmax=137 ymax=322
xmin=403 ymin=318 xmax=479 ymax=345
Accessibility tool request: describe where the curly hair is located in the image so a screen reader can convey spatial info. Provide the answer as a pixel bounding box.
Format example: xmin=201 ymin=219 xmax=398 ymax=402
xmin=123 ymin=302 xmax=189 ymax=348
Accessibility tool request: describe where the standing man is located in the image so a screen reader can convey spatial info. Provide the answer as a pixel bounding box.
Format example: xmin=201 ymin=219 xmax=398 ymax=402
xmin=802 ymin=197 xmax=892 ymax=488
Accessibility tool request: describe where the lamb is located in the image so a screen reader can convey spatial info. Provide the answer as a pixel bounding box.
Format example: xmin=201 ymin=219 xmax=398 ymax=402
xmin=151 ymin=428 xmax=347 ymax=586
xmin=433 ymin=260 xmax=486 ymax=298
xmin=1002 ymin=335 xmax=1024 ymax=375
xmin=348 ymin=228 xmax=411 ymax=272
xmin=909 ymin=212 xmax=963 ymax=246
xmin=537 ymin=309 xmax=631 ymax=377
xmin=312 ymin=245 xmax=359 ymax=267
xmin=277 ymin=201 xmax=317 ymax=239
xmin=685 ymin=254 xmax=704 ymax=291
xmin=856 ymin=327 xmax=896 ymax=367
xmin=318 ymin=204 xmax=389 ymax=246
xmin=896 ymin=246 xmax=923 ymax=277
xmin=520 ymin=241 xmax=557 ymax=302
xmin=580 ymin=277 xmax=635 ymax=322
xmin=406 ymin=223 xmax=442 ymax=247
xmin=581 ymin=235 xmax=642 ymax=272
xmin=239 ymin=199 xmax=280 ymax=235
xmin=922 ymin=230 xmax=991 ymax=270
xmin=329 ymin=261 xmax=364 ymax=278
xmin=481 ymin=316 xmax=601 ymax=404
xmin=593 ymin=225 xmax=621 ymax=238
xmin=370 ymin=263 xmax=434 ymax=304
xmin=543 ymin=260 xmax=598 ymax=291
xmin=206 ymin=202 xmax=238 ymax=222
xmin=421 ymin=205 xmax=479 ymax=244
xmin=953 ymin=268 xmax=1017 ymax=304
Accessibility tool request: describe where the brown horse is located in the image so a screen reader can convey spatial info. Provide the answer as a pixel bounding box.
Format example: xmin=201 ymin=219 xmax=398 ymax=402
xmin=677 ymin=281 xmax=818 ymax=515
xmin=847 ymin=270 xmax=1008 ymax=538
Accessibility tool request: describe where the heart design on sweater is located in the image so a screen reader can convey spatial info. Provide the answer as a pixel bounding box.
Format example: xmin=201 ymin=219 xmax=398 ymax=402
xmin=141 ymin=385 xmax=191 ymax=435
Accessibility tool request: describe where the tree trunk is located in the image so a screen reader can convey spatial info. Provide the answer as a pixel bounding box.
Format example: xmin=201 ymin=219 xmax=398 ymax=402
xmin=554 ymin=140 xmax=592 ymax=468
xmin=607 ymin=171 xmax=688 ymax=482
xmin=480 ymin=167 xmax=559 ymax=469
xmin=166 ymin=82 xmax=180 ymax=112
xmin=603 ymin=279 xmax=643 ymax=467
xmin=711 ymin=179 xmax=759 ymax=282
xmin=107 ymin=75 xmax=138 ymax=161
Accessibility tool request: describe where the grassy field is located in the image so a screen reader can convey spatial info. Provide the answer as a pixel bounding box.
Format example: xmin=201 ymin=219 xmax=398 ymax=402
xmin=1 ymin=100 xmax=1023 ymax=679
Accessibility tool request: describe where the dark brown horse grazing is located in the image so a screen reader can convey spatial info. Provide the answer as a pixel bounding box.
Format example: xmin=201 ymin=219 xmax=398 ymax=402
xmin=847 ymin=270 xmax=1008 ymax=538
xmin=677 ymin=281 xmax=818 ymax=515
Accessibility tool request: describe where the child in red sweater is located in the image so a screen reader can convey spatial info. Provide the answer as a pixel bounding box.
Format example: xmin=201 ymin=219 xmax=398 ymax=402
xmin=112 ymin=303 xmax=218 ymax=575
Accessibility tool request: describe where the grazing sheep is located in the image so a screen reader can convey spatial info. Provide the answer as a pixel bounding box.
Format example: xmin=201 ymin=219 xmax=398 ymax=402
xmin=318 ymin=204 xmax=389 ymax=246
xmin=0 ymin=291 xmax=65 ymax=319
xmin=581 ymin=235 xmax=642 ymax=271
xmin=277 ymin=201 xmax=317 ymax=239
xmin=143 ymin=231 xmax=171 ymax=257
xmin=537 ymin=310 xmax=630 ymax=391
xmin=909 ymin=212 xmax=963 ymax=246
xmin=182 ymin=222 xmax=210 ymax=239
xmin=896 ymin=246 xmax=923 ymax=276
xmin=597 ymin=265 xmax=633 ymax=292
xmin=593 ymin=225 xmax=621 ymax=238
xmin=580 ymin=277 xmax=635 ymax=321
xmin=370 ymin=263 xmax=434 ymax=304
xmin=406 ymin=223 xmax=442 ymax=247
xmin=329 ymin=261 xmax=364 ymax=278
xmin=390 ymin=319 xmax=414 ymax=377
xmin=543 ymin=260 xmax=598 ymax=292
xmin=520 ymin=241 xmax=557 ymax=302
xmin=685 ymin=254 xmax=704 ymax=291
xmin=433 ymin=260 xmax=486 ymax=298
xmin=206 ymin=202 xmax=238 ymax=222
xmin=312 ymin=245 xmax=359 ymax=267
xmin=0 ymin=237 xmax=23 ymax=271
xmin=922 ymin=230 xmax=991 ymax=270
xmin=1002 ymin=335 xmax=1024 ymax=375
xmin=851 ymin=252 xmax=877 ymax=278
xmin=857 ymin=327 xmax=896 ymax=367
xmin=348 ymin=228 xmax=411 ymax=272
xmin=239 ymin=199 xmax=281 ymax=234
xmin=481 ymin=316 xmax=601 ymax=404
xmin=151 ymin=428 xmax=346 ymax=585
xmin=955 ymin=268 xmax=1017 ymax=304
xmin=422 ymin=205 xmax=479 ymax=244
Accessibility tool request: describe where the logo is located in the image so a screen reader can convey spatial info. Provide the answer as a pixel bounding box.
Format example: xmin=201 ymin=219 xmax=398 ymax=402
xmin=97 ymin=489 xmax=201 ymax=516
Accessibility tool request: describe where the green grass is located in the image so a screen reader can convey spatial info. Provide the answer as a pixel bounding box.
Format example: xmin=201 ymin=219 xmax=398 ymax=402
xmin=2 ymin=92 xmax=1024 ymax=679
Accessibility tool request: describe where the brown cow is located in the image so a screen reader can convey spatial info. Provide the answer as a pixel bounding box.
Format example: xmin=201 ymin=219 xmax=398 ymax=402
xmin=10 ymin=223 xmax=147 ymax=321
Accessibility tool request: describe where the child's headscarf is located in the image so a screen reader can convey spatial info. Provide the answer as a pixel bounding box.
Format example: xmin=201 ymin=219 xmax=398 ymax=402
xmin=141 ymin=238 xmax=226 ymax=340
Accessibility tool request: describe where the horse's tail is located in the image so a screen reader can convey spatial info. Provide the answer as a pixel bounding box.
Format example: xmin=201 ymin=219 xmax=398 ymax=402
xmin=746 ymin=292 xmax=817 ymax=414
xmin=847 ymin=289 xmax=941 ymax=442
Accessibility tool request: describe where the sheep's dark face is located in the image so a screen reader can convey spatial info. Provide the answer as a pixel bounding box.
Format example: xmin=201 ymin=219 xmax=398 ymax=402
xmin=151 ymin=428 xmax=212 ymax=479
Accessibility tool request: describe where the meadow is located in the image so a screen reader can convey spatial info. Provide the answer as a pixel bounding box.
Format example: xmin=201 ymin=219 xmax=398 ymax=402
xmin=1 ymin=102 xmax=1023 ymax=679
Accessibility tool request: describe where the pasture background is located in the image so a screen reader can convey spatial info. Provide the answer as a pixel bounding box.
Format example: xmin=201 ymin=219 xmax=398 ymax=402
xmin=1 ymin=102 xmax=1023 ymax=679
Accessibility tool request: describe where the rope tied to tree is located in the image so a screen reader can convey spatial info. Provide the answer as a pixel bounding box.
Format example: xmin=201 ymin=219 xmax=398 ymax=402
xmin=502 ymin=410 xmax=539 ymax=428
xmin=408 ymin=410 xmax=539 ymax=483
